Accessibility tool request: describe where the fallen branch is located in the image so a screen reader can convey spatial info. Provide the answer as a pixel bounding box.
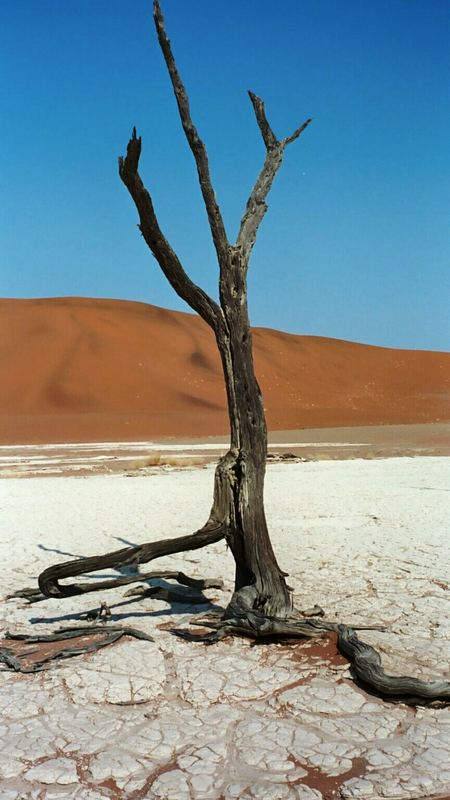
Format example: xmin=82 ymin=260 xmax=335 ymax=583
xmin=0 ymin=625 xmax=154 ymax=674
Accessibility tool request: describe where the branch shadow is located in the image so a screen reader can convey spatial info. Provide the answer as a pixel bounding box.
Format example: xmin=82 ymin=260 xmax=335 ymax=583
xmin=29 ymin=577 xmax=224 ymax=627
xmin=38 ymin=544 xmax=84 ymax=559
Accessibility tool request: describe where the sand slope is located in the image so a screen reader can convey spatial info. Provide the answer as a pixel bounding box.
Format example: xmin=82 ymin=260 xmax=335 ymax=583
xmin=1 ymin=297 xmax=449 ymax=443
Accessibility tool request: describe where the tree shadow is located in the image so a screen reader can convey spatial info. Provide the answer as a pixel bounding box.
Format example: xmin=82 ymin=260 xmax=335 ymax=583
xmin=38 ymin=543 xmax=84 ymax=559
xmin=29 ymin=577 xmax=224 ymax=626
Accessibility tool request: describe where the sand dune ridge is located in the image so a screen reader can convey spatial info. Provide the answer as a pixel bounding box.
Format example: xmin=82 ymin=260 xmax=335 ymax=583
xmin=1 ymin=296 xmax=449 ymax=443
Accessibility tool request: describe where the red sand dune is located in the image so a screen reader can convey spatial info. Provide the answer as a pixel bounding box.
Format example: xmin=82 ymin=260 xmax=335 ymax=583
xmin=1 ymin=297 xmax=449 ymax=444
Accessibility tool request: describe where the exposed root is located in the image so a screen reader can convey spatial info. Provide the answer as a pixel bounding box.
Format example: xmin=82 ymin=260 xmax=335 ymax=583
xmin=181 ymin=607 xmax=381 ymax=642
xmin=9 ymin=524 xmax=226 ymax=602
xmin=10 ymin=571 xmax=224 ymax=606
xmin=172 ymin=609 xmax=450 ymax=705
xmin=5 ymin=625 xmax=155 ymax=644
xmin=337 ymin=624 xmax=450 ymax=704
xmin=7 ymin=522 xmax=450 ymax=703
xmin=6 ymin=569 xmax=450 ymax=703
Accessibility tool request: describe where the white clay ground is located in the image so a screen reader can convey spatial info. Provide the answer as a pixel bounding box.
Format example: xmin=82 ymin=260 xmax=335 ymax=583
xmin=0 ymin=457 xmax=449 ymax=799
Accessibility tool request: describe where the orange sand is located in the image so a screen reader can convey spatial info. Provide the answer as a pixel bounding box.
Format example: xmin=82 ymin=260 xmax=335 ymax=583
xmin=1 ymin=297 xmax=449 ymax=444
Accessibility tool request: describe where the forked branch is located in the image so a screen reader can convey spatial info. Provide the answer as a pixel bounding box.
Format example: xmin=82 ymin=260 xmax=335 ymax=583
xmin=153 ymin=0 xmax=229 ymax=268
xmin=237 ymin=92 xmax=312 ymax=262
xmin=118 ymin=129 xmax=221 ymax=330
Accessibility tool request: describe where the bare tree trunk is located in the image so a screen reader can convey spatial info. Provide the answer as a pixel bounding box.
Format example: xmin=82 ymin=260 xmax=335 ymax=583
xmin=211 ymin=247 xmax=291 ymax=617
xmin=29 ymin=0 xmax=311 ymax=616
xmin=113 ymin=1 xmax=313 ymax=618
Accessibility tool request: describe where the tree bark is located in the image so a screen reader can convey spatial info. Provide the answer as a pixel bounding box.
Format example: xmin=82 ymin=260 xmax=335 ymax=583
xmin=118 ymin=0 xmax=312 ymax=618
xmin=211 ymin=246 xmax=292 ymax=617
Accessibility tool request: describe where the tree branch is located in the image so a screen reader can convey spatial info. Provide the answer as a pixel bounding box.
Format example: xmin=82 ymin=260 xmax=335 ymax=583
xmin=153 ymin=0 xmax=229 ymax=267
xmin=119 ymin=128 xmax=221 ymax=330
xmin=37 ymin=520 xmax=227 ymax=599
xmin=237 ymin=145 xmax=284 ymax=263
xmin=237 ymin=92 xmax=312 ymax=262
xmin=283 ymin=117 xmax=312 ymax=146
xmin=247 ymin=91 xmax=277 ymax=151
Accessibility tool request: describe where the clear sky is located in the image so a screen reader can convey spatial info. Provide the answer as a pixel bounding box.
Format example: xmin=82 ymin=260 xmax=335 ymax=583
xmin=1 ymin=0 xmax=449 ymax=350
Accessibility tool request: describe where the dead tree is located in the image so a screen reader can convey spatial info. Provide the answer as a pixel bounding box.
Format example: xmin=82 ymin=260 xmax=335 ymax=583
xmin=116 ymin=2 xmax=314 ymax=620
xmin=12 ymin=0 xmax=450 ymax=704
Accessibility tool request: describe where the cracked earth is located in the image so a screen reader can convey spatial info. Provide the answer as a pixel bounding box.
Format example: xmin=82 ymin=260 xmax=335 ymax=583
xmin=1 ymin=457 xmax=449 ymax=799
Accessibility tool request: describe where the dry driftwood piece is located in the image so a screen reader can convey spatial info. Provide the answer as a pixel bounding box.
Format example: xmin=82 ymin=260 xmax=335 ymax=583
xmin=0 ymin=625 xmax=154 ymax=674
xmin=11 ymin=0 xmax=449 ymax=705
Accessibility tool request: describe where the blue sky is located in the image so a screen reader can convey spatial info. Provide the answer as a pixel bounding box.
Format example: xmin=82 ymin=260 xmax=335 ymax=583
xmin=1 ymin=0 xmax=449 ymax=350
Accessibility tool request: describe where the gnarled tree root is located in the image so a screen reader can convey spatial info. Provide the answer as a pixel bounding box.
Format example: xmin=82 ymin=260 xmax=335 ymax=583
xmin=8 ymin=525 xmax=450 ymax=704
xmin=173 ymin=609 xmax=450 ymax=705
xmin=9 ymin=523 xmax=226 ymax=603
xmin=337 ymin=624 xmax=450 ymax=703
